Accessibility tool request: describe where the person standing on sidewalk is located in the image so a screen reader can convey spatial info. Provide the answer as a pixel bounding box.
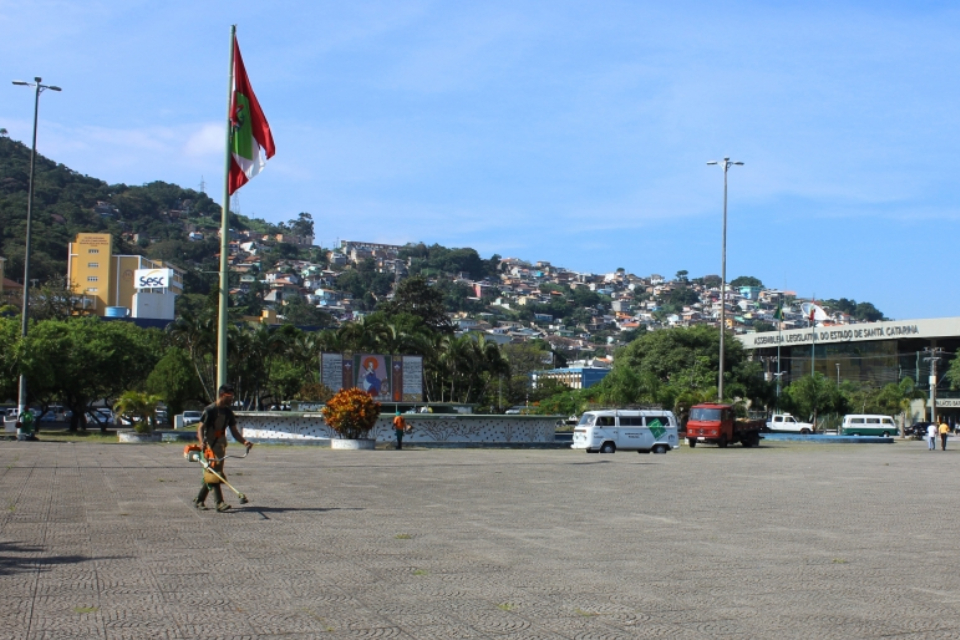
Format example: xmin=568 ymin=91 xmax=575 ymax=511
xmin=194 ymin=385 xmax=252 ymax=511
xmin=927 ymin=422 xmax=938 ymax=451
xmin=939 ymin=419 xmax=950 ymax=451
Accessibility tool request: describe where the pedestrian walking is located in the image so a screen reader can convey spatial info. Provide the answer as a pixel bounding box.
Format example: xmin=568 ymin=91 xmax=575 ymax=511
xmin=927 ymin=422 xmax=938 ymax=451
xmin=939 ymin=419 xmax=950 ymax=451
xmin=393 ymin=411 xmax=411 ymax=450
xmin=194 ymin=385 xmax=252 ymax=511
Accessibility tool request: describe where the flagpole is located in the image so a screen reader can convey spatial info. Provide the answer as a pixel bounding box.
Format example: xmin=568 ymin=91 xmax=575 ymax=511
xmin=217 ymin=24 xmax=237 ymax=391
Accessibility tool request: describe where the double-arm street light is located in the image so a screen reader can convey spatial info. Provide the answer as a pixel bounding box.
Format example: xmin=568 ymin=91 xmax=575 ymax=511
xmin=11 ymin=77 xmax=61 ymax=420
xmin=706 ymin=157 xmax=743 ymax=402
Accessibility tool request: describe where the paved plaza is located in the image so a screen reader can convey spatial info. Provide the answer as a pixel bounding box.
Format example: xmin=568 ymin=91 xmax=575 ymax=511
xmin=1 ymin=439 xmax=960 ymax=639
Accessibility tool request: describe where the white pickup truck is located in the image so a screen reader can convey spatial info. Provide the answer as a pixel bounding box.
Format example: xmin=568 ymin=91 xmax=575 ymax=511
xmin=766 ymin=413 xmax=814 ymax=433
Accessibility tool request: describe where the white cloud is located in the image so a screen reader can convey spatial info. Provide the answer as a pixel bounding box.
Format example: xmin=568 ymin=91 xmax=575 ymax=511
xmin=184 ymin=123 xmax=224 ymax=158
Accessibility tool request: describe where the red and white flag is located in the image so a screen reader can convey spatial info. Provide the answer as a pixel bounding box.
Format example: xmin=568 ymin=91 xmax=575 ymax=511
xmin=228 ymin=37 xmax=275 ymax=194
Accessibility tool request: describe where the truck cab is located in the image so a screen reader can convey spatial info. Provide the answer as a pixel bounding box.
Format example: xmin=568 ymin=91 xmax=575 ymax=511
xmin=686 ymin=403 xmax=762 ymax=448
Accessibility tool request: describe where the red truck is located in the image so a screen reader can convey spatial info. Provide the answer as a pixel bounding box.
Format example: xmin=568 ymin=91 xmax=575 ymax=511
xmin=685 ymin=403 xmax=763 ymax=448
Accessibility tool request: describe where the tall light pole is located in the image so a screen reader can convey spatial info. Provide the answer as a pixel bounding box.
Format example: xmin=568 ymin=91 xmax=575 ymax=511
xmin=12 ymin=77 xmax=61 ymax=420
xmin=706 ymin=157 xmax=743 ymax=402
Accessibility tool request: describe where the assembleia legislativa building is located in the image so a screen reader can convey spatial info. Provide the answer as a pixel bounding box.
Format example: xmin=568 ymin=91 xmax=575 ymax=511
xmin=737 ymin=316 xmax=960 ymax=423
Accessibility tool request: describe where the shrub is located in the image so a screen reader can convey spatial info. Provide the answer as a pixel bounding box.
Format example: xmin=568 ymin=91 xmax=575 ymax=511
xmin=321 ymin=388 xmax=381 ymax=439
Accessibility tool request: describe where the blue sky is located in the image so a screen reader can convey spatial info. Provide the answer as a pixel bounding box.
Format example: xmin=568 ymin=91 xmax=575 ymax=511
xmin=3 ymin=1 xmax=959 ymax=320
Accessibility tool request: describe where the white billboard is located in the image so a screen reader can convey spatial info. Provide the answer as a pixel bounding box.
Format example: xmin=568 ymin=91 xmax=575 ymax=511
xmin=134 ymin=268 xmax=174 ymax=289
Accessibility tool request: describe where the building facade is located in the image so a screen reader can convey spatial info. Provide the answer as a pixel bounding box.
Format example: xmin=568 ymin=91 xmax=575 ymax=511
xmin=737 ymin=316 xmax=960 ymax=422
xmin=67 ymin=233 xmax=184 ymax=320
xmin=532 ymin=367 xmax=611 ymax=390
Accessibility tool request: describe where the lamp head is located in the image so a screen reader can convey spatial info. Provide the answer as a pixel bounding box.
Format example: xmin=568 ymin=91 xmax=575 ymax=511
xmin=12 ymin=80 xmax=29 ymax=86
xmin=48 ymin=86 xmax=61 ymax=92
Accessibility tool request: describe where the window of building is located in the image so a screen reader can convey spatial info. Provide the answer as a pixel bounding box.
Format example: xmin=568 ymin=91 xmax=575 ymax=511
xmin=87 ymin=276 xmax=99 ymax=282
xmin=87 ymin=262 xmax=99 ymax=268
xmin=88 ymin=249 xmax=100 ymax=254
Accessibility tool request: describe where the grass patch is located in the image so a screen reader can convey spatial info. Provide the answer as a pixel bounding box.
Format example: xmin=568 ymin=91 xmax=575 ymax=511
xmin=39 ymin=431 xmax=119 ymax=444
xmin=412 ymin=569 xmax=427 ymax=576
xmin=73 ymin=606 xmax=98 ymax=614
xmin=497 ymin=603 xmax=515 ymax=611
xmin=395 ymin=533 xmax=412 ymax=539
xmin=832 ymin=558 xmax=848 ymax=564
xmin=575 ymin=608 xmax=598 ymax=617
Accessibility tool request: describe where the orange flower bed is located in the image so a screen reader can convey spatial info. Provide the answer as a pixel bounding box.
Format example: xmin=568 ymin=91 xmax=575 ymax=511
xmin=321 ymin=387 xmax=382 ymax=439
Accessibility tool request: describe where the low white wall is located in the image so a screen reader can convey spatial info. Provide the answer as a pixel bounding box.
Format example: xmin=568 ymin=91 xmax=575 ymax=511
xmin=237 ymin=412 xmax=559 ymax=444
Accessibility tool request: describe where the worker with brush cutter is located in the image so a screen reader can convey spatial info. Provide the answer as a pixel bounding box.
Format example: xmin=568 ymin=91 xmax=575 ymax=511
xmin=194 ymin=384 xmax=252 ymax=512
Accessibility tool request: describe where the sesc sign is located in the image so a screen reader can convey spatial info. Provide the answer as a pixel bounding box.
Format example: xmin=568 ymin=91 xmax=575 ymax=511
xmin=134 ymin=268 xmax=173 ymax=289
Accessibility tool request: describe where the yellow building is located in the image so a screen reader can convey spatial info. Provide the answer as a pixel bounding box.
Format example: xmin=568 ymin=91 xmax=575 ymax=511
xmin=67 ymin=233 xmax=184 ymax=319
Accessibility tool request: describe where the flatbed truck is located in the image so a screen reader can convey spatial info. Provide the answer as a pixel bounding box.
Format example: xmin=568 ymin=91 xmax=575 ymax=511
xmin=685 ymin=402 xmax=763 ymax=448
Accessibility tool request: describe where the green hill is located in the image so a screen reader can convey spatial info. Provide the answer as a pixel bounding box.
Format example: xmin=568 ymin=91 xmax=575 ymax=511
xmin=0 ymin=135 xmax=289 ymax=292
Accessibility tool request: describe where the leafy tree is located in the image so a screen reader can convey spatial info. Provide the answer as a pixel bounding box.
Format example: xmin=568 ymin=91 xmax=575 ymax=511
xmin=874 ymin=377 xmax=925 ymax=436
xmin=0 ymin=316 xmax=21 ymax=401
xmin=781 ymin=373 xmax=848 ymax=425
xmin=379 ymin=276 xmax=452 ymax=333
xmin=146 ymin=347 xmax=204 ymax=418
xmin=20 ymin=318 xmax=162 ymax=432
xmin=753 ymin=320 xmax=776 ymax=333
xmin=730 ymin=276 xmax=763 ymax=288
xmin=701 ymin=275 xmax=722 ymax=288
xmin=281 ymin=297 xmax=333 ymax=328
xmin=609 ymin=324 xmax=770 ymax=408
xmin=288 ymin=212 xmax=314 ymax=238
xmin=675 ymin=270 xmax=689 ymax=282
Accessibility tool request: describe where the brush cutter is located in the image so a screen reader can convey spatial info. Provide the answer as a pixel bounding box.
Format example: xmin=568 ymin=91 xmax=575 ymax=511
xmin=184 ymin=444 xmax=251 ymax=504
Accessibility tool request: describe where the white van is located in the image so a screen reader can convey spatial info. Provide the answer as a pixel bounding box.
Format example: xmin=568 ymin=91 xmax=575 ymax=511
xmin=572 ymin=409 xmax=679 ymax=454
xmin=841 ymin=414 xmax=897 ymax=436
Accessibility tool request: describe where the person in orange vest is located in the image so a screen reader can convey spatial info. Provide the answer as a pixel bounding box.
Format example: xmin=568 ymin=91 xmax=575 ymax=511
xmin=393 ymin=411 xmax=411 ymax=450
xmin=194 ymin=384 xmax=252 ymax=511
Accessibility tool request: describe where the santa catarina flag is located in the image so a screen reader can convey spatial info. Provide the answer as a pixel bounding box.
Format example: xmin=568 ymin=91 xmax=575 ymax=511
xmin=228 ymin=37 xmax=275 ymax=195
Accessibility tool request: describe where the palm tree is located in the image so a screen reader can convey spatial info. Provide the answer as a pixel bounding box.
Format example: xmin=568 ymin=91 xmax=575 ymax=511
xmin=114 ymin=391 xmax=162 ymax=435
xmin=167 ymin=308 xmax=217 ymax=402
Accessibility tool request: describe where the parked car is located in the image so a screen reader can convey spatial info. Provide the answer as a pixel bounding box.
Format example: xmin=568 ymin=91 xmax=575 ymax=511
xmin=39 ymin=406 xmax=72 ymax=422
xmin=181 ymin=411 xmax=202 ymax=427
xmin=85 ymin=408 xmax=115 ymax=426
xmin=907 ymin=421 xmax=934 ymax=438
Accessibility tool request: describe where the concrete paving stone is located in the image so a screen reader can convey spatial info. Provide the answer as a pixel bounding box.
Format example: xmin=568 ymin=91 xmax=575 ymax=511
xmin=6 ymin=441 xmax=960 ymax=638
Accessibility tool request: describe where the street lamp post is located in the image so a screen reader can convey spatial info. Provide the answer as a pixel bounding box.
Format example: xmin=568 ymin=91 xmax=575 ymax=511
xmin=706 ymin=157 xmax=743 ymax=402
xmin=11 ymin=77 xmax=61 ymax=423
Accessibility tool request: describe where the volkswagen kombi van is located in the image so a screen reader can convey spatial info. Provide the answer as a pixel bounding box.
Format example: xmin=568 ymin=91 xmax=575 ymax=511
xmin=571 ymin=409 xmax=679 ymax=454
xmin=840 ymin=414 xmax=897 ymax=436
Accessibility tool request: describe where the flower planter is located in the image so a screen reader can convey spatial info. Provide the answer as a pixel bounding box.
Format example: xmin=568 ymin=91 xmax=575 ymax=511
xmin=117 ymin=432 xmax=161 ymax=443
xmin=330 ymin=438 xmax=376 ymax=450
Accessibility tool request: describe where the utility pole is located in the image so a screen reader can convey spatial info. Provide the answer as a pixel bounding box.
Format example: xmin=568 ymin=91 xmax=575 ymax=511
xmin=923 ymin=347 xmax=945 ymax=423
